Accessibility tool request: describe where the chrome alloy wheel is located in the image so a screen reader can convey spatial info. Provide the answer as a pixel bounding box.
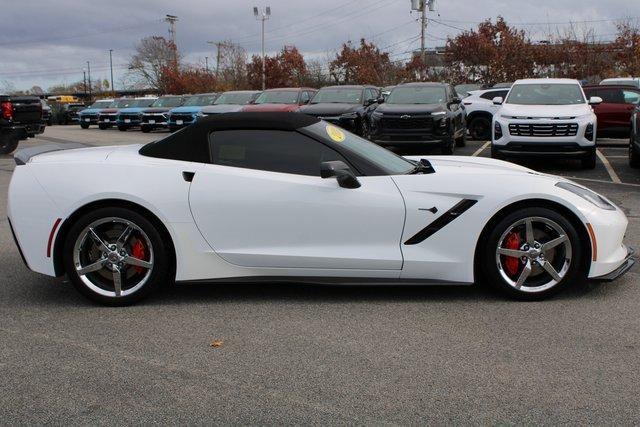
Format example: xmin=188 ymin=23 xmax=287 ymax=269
xmin=72 ymin=217 xmax=154 ymax=298
xmin=495 ymin=216 xmax=572 ymax=293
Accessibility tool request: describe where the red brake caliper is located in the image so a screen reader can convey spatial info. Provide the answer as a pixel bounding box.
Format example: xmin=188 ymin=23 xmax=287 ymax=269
xmin=503 ymin=231 xmax=521 ymax=277
xmin=131 ymin=239 xmax=146 ymax=274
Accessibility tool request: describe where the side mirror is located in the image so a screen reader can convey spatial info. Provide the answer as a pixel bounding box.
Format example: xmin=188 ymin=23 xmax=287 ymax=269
xmin=376 ymin=97 xmax=385 ymax=104
xmin=320 ymin=161 xmax=360 ymax=189
xmin=589 ymin=96 xmax=603 ymax=105
xmin=492 ymin=96 xmax=503 ymax=105
xmin=364 ymin=98 xmax=375 ymax=106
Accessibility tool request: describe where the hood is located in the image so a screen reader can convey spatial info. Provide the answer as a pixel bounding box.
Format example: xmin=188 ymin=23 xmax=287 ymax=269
xmin=79 ymin=108 xmax=101 ymax=115
xmin=169 ymin=106 xmax=203 ymax=114
xmin=298 ymin=103 xmax=360 ymax=115
xmin=376 ymin=103 xmax=446 ymax=114
xmin=118 ymin=107 xmax=146 ymax=114
xmin=498 ymin=103 xmax=591 ymax=118
xmin=200 ymin=104 xmax=245 ymax=114
xmin=242 ymin=103 xmax=301 ymax=112
xmin=143 ymin=107 xmax=172 ymax=114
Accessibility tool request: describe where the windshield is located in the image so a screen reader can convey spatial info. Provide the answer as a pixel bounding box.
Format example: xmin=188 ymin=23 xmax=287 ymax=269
xmin=310 ymin=88 xmax=362 ymax=104
xmin=303 ymin=122 xmax=413 ymax=175
xmin=214 ymin=91 xmax=257 ymax=105
xmin=387 ymin=86 xmax=446 ymax=104
xmin=255 ymin=90 xmax=298 ymax=104
xmin=506 ymin=84 xmax=585 ymax=105
xmin=184 ymin=94 xmax=217 ymax=106
xmin=152 ymin=97 xmax=183 ymax=108
xmin=90 ymin=100 xmax=112 ymax=109
xmin=132 ymin=98 xmax=156 ymax=107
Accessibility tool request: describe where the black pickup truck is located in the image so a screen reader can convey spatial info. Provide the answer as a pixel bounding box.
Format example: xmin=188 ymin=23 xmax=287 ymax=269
xmin=0 ymin=95 xmax=44 ymax=154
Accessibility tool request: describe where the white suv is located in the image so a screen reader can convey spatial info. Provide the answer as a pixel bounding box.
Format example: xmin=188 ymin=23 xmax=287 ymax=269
xmin=492 ymin=78 xmax=602 ymax=169
xmin=463 ymin=87 xmax=510 ymax=140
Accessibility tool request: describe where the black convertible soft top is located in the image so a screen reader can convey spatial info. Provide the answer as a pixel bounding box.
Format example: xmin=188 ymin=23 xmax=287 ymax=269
xmin=139 ymin=112 xmax=320 ymax=162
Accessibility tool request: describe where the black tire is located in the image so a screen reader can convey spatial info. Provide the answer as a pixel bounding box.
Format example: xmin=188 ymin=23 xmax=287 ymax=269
xmin=141 ymin=126 xmax=151 ymax=133
xmin=440 ymin=139 xmax=455 ymax=155
xmin=98 ymin=123 xmax=108 ymax=130
xmin=80 ymin=122 xmax=89 ymax=129
xmin=629 ymin=134 xmax=640 ymax=168
xmin=118 ymin=126 xmax=127 ymax=132
xmin=468 ymin=116 xmax=492 ymax=140
xmin=358 ymin=119 xmax=370 ymax=140
xmin=490 ymin=146 xmax=505 ymax=160
xmin=0 ymin=133 xmax=19 ymax=155
xmin=455 ymin=131 xmax=467 ymax=147
xmin=63 ymin=206 xmax=171 ymax=306
xmin=479 ymin=206 xmax=586 ymax=301
xmin=581 ymin=149 xmax=597 ymax=169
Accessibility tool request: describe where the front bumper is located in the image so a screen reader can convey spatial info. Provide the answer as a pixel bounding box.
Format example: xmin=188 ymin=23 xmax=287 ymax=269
xmin=141 ymin=114 xmax=169 ymax=129
xmin=79 ymin=115 xmax=99 ymax=124
xmin=593 ymin=247 xmax=635 ymax=281
xmin=98 ymin=114 xmax=118 ymax=126
xmin=492 ymin=142 xmax=595 ymax=159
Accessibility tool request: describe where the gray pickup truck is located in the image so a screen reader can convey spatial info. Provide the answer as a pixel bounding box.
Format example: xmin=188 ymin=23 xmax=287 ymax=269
xmin=0 ymin=94 xmax=45 ymax=154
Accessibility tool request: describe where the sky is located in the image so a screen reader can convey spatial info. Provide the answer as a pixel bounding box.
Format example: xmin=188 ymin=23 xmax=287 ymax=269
xmin=1 ymin=0 xmax=639 ymax=91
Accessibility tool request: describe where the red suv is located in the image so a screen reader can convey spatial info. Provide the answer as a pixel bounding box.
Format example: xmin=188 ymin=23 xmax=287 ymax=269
xmin=242 ymin=88 xmax=316 ymax=112
xmin=583 ymin=85 xmax=640 ymax=135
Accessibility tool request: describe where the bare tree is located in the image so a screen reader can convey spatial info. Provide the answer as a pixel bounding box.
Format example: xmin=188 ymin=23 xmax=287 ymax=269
xmin=127 ymin=36 xmax=179 ymax=91
xmin=217 ymin=41 xmax=249 ymax=90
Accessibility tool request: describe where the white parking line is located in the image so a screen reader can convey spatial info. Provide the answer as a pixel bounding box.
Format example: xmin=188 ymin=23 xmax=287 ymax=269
xmin=472 ymin=141 xmax=490 ymax=157
xmin=572 ymin=176 xmax=640 ymax=187
xmin=596 ymin=149 xmax=621 ymax=183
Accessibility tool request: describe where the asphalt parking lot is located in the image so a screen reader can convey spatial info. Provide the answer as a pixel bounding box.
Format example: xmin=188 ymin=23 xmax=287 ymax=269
xmin=1 ymin=126 xmax=640 ymax=424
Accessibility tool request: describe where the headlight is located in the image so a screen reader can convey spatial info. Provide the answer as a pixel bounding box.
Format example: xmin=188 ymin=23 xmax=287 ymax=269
xmin=340 ymin=112 xmax=358 ymax=119
xmin=431 ymin=111 xmax=446 ymax=116
xmin=555 ymin=182 xmax=615 ymax=210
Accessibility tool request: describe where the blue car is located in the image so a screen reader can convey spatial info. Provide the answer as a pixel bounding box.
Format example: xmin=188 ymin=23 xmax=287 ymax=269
xmin=116 ymin=98 xmax=158 ymax=131
xmin=164 ymin=93 xmax=219 ymax=132
xmin=78 ymin=99 xmax=114 ymax=129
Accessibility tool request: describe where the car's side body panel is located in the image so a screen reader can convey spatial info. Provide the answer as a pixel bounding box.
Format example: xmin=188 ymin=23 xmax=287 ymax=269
xmin=189 ymin=164 xmax=406 ymax=270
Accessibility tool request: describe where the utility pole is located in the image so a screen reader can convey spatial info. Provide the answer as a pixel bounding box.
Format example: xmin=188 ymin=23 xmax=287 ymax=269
xmin=109 ymin=49 xmax=115 ymax=97
xmin=253 ymin=6 xmax=271 ymax=90
xmin=165 ymin=14 xmax=179 ymax=69
xmin=207 ymin=41 xmax=223 ymax=78
xmin=420 ymin=3 xmax=426 ymax=61
xmin=86 ymin=61 xmax=92 ymax=101
xmin=411 ymin=0 xmax=435 ymax=78
xmin=205 ymin=56 xmax=209 ymax=72
xmin=83 ymin=70 xmax=87 ymax=99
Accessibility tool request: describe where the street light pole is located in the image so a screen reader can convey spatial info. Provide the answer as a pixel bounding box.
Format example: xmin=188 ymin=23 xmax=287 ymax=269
xmin=83 ymin=70 xmax=87 ymax=99
xmin=86 ymin=61 xmax=92 ymax=101
xmin=109 ymin=49 xmax=115 ymax=97
xmin=205 ymin=56 xmax=209 ymax=72
xmin=253 ymin=6 xmax=271 ymax=90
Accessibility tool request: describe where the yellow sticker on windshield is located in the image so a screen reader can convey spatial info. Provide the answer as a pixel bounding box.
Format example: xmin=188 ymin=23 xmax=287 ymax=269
xmin=326 ymin=124 xmax=345 ymax=142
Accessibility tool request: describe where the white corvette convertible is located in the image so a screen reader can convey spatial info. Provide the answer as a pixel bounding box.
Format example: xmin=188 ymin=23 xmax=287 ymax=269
xmin=8 ymin=113 xmax=634 ymax=305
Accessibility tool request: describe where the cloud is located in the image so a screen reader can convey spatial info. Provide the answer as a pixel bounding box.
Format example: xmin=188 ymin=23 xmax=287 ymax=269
xmin=1 ymin=0 xmax=638 ymax=90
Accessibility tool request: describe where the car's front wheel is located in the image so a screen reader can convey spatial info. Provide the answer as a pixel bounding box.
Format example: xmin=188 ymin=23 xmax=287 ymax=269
xmin=480 ymin=207 xmax=585 ymax=300
xmin=80 ymin=122 xmax=89 ymax=129
xmin=440 ymin=139 xmax=455 ymax=155
xmin=469 ymin=116 xmax=491 ymax=140
xmin=582 ymin=149 xmax=597 ymax=169
xmin=63 ymin=207 xmax=171 ymax=305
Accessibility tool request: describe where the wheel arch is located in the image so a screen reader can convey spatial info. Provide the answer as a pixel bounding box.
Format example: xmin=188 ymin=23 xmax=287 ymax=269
xmin=466 ymin=110 xmax=493 ymax=123
xmin=473 ymin=198 xmax=592 ymax=283
xmin=52 ymin=198 xmax=177 ymax=278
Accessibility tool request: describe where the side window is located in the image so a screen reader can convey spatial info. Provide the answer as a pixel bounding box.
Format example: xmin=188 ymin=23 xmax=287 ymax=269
xmin=300 ymin=91 xmax=310 ymax=104
xmin=209 ymin=129 xmax=349 ymax=176
xmin=598 ymin=88 xmax=624 ymax=104
xmin=622 ymin=90 xmax=640 ymax=105
xmin=480 ymin=90 xmax=504 ymax=100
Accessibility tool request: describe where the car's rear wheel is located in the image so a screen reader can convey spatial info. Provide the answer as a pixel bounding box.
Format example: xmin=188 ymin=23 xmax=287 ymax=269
xmin=469 ymin=116 xmax=491 ymax=140
xmin=0 ymin=133 xmax=19 ymax=154
xmin=480 ymin=207 xmax=585 ymax=300
xmin=63 ymin=207 xmax=170 ymax=305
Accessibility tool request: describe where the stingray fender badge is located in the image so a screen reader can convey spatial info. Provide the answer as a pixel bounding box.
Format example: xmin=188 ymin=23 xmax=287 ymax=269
xmin=326 ymin=124 xmax=346 ymax=142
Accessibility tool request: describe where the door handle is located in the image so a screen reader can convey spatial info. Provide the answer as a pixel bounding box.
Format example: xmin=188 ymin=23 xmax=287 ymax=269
xmin=182 ymin=171 xmax=195 ymax=182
